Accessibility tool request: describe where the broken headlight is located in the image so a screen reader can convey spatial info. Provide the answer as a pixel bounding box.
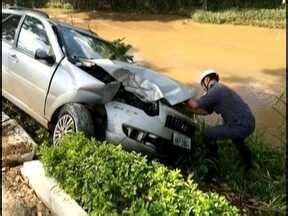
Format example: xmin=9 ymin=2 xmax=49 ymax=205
xmin=141 ymin=101 xmax=159 ymax=116
xmin=115 ymin=88 xmax=159 ymax=116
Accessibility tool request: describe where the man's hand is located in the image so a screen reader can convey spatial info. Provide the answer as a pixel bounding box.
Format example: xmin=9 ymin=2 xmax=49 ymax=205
xmin=186 ymin=98 xmax=209 ymax=115
xmin=187 ymin=98 xmax=198 ymax=109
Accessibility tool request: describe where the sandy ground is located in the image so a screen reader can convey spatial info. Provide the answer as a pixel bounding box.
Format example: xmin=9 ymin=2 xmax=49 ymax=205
xmin=45 ymin=9 xmax=285 ymax=144
xmin=1 ymin=113 xmax=51 ymax=216
xmin=2 ymin=167 xmax=51 ymax=216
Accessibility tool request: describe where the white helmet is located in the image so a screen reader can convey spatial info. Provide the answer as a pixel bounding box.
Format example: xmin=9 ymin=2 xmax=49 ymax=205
xmin=199 ymin=69 xmax=219 ymax=84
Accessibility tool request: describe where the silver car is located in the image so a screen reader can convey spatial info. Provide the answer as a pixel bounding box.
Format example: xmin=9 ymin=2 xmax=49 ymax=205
xmin=2 ymin=7 xmax=197 ymax=157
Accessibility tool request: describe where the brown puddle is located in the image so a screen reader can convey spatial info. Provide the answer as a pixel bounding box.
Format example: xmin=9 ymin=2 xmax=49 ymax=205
xmin=47 ymin=9 xmax=286 ymax=145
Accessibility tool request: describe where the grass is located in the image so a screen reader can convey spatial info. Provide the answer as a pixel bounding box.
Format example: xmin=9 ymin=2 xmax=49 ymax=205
xmin=218 ymin=132 xmax=285 ymax=214
xmin=174 ymin=119 xmax=286 ymax=215
xmin=191 ymin=8 xmax=286 ymax=28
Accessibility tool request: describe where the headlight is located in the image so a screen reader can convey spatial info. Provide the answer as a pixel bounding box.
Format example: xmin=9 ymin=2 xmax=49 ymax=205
xmin=142 ymin=101 xmax=159 ymax=116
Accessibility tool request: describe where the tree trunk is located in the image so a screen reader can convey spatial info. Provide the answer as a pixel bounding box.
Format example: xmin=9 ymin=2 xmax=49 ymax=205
xmin=202 ymin=0 xmax=207 ymax=10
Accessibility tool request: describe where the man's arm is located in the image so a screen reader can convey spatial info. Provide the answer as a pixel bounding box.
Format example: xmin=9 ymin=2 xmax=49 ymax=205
xmin=186 ymin=98 xmax=209 ymax=115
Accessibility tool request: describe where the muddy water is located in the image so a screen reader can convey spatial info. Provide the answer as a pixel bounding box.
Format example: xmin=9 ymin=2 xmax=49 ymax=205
xmin=47 ymin=9 xmax=285 ymax=144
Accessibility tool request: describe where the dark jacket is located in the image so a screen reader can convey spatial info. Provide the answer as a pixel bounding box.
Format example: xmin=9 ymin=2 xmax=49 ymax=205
xmin=197 ymin=83 xmax=255 ymax=129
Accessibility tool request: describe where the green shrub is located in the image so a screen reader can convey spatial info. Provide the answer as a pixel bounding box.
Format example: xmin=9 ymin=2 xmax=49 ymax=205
xmin=191 ymin=8 xmax=285 ymax=28
xmin=218 ymin=131 xmax=286 ymax=211
xmin=111 ymin=38 xmax=134 ymax=63
xmin=46 ymin=2 xmax=63 ymax=8
xmin=178 ymin=118 xmax=286 ymax=214
xmin=40 ymin=133 xmax=239 ymax=215
xmin=63 ymin=2 xmax=74 ymax=10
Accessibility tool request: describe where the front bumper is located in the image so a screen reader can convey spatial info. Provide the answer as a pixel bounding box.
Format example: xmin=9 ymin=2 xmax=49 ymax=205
xmin=104 ymin=101 xmax=196 ymax=157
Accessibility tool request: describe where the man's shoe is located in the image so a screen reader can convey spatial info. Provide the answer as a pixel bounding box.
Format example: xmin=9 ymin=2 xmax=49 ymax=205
xmin=244 ymin=161 xmax=261 ymax=179
xmin=203 ymin=175 xmax=225 ymax=186
xmin=244 ymin=160 xmax=260 ymax=173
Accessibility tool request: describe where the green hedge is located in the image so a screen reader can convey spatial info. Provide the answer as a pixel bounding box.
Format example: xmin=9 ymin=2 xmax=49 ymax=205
xmin=3 ymin=0 xmax=283 ymax=10
xmin=191 ymin=8 xmax=285 ymax=28
xmin=40 ymin=133 xmax=239 ymax=215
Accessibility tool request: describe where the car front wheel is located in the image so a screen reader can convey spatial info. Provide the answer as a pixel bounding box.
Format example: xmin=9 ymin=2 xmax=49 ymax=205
xmin=53 ymin=103 xmax=95 ymax=145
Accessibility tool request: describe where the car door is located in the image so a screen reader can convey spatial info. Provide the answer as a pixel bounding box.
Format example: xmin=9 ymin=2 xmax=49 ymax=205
xmin=2 ymin=13 xmax=23 ymax=100
xmin=7 ymin=15 xmax=58 ymax=121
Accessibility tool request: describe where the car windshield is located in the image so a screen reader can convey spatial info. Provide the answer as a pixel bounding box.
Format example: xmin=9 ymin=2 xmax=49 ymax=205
xmin=58 ymin=25 xmax=116 ymax=60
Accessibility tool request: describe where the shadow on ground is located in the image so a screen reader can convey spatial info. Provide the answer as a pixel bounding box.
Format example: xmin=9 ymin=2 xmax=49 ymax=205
xmin=46 ymin=8 xmax=186 ymax=22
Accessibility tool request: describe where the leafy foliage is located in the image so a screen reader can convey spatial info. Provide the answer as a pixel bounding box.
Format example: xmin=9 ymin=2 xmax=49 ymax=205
xmin=110 ymin=38 xmax=134 ymax=63
xmin=63 ymin=2 xmax=73 ymax=10
xmin=191 ymin=8 xmax=285 ymax=28
xmin=40 ymin=133 xmax=239 ymax=215
xmin=85 ymin=37 xmax=133 ymax=63
xmin=218 ymin=132 xmax=285 ymax=213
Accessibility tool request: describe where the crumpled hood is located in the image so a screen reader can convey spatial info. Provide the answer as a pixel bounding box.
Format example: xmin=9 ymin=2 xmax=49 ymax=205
xmin=92 ymin=59 xmax=196 ymax=105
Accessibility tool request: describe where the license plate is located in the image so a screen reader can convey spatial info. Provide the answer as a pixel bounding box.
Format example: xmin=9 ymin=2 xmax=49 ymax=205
xmin=173 ymin=132 xmax=191 ymax=150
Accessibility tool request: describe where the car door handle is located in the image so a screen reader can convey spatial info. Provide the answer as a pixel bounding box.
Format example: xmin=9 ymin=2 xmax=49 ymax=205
xmin=9 ymin=54 xmax=19 ymax=63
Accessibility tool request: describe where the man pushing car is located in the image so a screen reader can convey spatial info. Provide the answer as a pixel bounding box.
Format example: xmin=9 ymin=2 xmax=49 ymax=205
xmin=186 ymin=69 xmax=255 ymax=175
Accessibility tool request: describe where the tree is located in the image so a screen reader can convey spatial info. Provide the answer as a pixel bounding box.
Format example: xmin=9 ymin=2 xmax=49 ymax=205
xmin=202 ymin=0 xmax=208 ymax=10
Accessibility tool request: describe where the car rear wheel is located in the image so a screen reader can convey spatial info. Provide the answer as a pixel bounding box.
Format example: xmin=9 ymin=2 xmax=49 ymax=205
xmin=53 ymin=103 xmax=95 ymax=145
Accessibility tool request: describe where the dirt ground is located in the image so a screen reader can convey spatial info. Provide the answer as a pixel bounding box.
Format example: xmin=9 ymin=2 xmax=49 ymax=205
xmin=44 ymin=8 xmax=285 ymax=144
xmin=2 ymin=167 xmax=51 ymax=216
xmin=2 ymin=120 xmax=33 ymax=166
xmin=2 ymin=113 xmax=51 ymax=216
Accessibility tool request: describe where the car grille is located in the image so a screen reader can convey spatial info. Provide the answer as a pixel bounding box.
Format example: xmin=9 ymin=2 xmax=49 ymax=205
xmin=122 ymin=125 xmax=187 ymax=155
xmin=165 ymin=115 xmax=196 ymax=136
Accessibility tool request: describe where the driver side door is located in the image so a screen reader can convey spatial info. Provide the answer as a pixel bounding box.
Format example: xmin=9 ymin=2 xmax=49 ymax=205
xmin=7 ymin=15 xmax=58 ymax=125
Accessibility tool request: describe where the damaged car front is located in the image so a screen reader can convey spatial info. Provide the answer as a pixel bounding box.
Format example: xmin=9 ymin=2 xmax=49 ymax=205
xmin=48 ymin=22 xmax=198 ymax=157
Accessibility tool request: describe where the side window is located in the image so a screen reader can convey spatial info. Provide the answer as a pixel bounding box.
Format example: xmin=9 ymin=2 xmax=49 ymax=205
xmin=2 ymin=15 xmax=22 ymax=43
xmin=17 ymin=16 xmax=53 ymax=57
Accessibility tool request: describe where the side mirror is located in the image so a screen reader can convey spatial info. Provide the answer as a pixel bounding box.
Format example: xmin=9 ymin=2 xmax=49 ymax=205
xmin=35 ymin=48 xmax=55 ymax=65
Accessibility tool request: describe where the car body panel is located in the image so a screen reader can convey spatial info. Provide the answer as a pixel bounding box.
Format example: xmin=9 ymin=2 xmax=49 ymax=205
xmin=45 ymin=57 xmax=196 ymax=121
xmin=2 ymin=41 xmax=13 ymax=93
xmin=8 ymin=48 xmax=58 ymax=116
xmin=105 ymin=101 xmax=195 ymax=157
xmin=2 ymin=9 xmax=65 ymax=126
xmin=44 ymin=58 xmax=121 ymax=120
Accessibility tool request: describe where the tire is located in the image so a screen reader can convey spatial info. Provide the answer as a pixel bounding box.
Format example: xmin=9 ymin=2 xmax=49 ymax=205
xmin=53 ymin=103 xmax=95 ymax=145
